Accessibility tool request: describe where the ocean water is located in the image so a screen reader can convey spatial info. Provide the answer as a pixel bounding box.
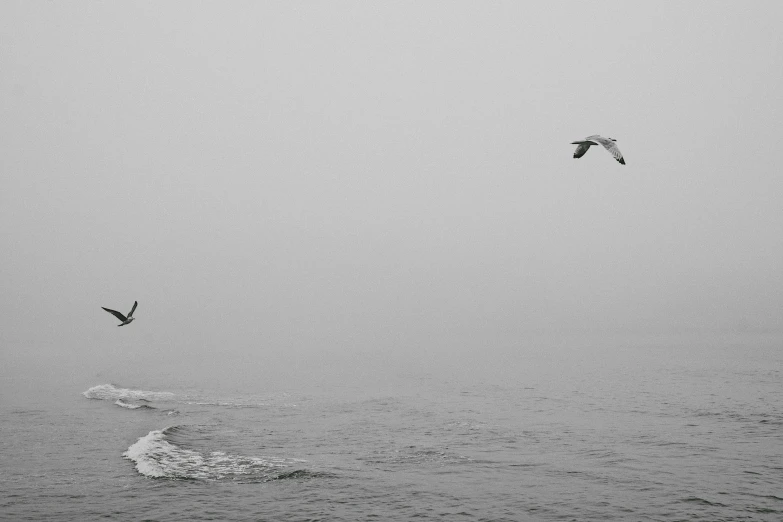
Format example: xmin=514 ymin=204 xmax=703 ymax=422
xmin=1 ymin=333 xmax=782 ymax=521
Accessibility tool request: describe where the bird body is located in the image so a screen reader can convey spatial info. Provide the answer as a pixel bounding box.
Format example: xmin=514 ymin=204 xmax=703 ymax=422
xmin=571 ymin=135 xmax=625 ymax=165
xmin=102 ymin=301 xmax=138 ymax=326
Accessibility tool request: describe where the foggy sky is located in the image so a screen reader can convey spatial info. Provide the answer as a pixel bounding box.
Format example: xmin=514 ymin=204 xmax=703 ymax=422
xmin=2 ymin=2 xmax=782 ymax=379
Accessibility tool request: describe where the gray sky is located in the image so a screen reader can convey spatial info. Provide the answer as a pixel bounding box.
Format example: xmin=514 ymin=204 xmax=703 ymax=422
xmin=2 ymin=2 xmax=782 ymax=383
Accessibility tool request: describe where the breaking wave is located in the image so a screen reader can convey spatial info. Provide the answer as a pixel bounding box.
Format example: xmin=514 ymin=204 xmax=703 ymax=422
xmin=114 ymin=399 xmax=155 ymax=410
xmin=82 ymin=383 xmax=285 ymax=409
xmin=123 ymin=426 xmax=308 ymax=481
xmin=83 ymin=384 xmax=175 ymax=402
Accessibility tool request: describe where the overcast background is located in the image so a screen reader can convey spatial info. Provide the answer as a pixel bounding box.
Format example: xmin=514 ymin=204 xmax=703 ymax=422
xmin=2 ymin=2 xmax=781 ymax=391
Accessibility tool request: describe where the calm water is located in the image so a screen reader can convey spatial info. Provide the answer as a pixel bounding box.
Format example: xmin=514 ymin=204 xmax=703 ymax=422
xmin=1 ymin=333 xmax=781 ymax=521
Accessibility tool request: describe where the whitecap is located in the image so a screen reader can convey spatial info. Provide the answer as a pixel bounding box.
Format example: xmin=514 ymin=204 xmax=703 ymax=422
xmin=83 ymin=384 xmax=175 ymax=402
xmin=114 ymin=399 xmax=155 ymax=410
xmin=114 ymin=399 xmax=141 ymax=410
xmin=123 ymin=427 xmax=300 ymax=481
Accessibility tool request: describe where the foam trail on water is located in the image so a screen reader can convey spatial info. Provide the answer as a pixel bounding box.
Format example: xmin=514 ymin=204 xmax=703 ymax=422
xmin=114 ymin=399 xmax=155 ymax=410
xmin=123 ymin=427 xmax=302 ymax=481
xmin=83 ymin=384 xmax=174 ymax=402
xmin=83 ymin=383 xmax=282 ymax=408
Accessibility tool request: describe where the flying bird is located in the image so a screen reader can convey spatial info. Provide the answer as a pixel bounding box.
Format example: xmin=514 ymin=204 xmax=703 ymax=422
xmin=571 ymin=135 xmax=625 ymax=165
xmin=102 ymin=301 xmax=138 ymax=326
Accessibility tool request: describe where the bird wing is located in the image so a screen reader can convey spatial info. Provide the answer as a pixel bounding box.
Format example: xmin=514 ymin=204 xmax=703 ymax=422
xmin=573 ymin=142 xmax=592 ymax=159
xmin=588 ymin=135 xmax=625 ymax=165
xmin=102 ymin=307 xmax=127 ymax=322
xmin=127 ymin=301 xmax=138 ymax=318
xmin=601 ymin=141 xmax=625 ymax=164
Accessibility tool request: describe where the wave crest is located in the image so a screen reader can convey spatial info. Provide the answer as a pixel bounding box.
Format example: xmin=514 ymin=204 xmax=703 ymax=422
xmin=82 ymin=384 xmax=283 ymax=409
xmin=83 ymin=384 xmax=175 ymax=402
xmin=114 ymin=399 xmax=155 ymax=410
xmin=123 ymin=427 xmax=303 ymax=481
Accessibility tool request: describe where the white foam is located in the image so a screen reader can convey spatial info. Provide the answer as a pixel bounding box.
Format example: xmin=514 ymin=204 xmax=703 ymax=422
xmin=114 ymin=399 xmax=143 ymax=410
xmin=123 ymin=429 xmax=171 ymax=478
xmin=83 ymin=384 xmax=280 ymax=409
xmin=83 ymin=384 xmax=175 ymax=402
xmin=123 ymin=428 xmax=298 ymax=480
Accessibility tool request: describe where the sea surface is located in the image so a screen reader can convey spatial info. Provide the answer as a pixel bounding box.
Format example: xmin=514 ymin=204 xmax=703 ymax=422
xmin=1 ymin=332 xmax=782 ymax=521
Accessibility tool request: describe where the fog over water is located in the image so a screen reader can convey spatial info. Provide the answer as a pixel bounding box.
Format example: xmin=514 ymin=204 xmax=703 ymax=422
xmin=2 ymin=4 xmax=783 ymax=520
xmin=2 ymin=2 xmax=782 ymax=394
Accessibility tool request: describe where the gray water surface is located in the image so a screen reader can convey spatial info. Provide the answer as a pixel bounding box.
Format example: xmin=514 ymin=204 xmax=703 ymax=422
xmin=2 ymin=333 xmax=781 ymax=521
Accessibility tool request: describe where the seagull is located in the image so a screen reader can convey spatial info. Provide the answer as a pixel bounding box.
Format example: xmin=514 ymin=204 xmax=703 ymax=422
xmin=102 ymin=301 xmax=138 ymax=327
xmin=571 ymin=135 xmax=625 ymax=165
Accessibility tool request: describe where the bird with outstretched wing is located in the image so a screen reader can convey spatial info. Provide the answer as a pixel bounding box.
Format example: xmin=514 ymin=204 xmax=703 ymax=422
xmin=571 ymin=135 xmax=625 ymax=165
xmin=102 ymin=301 xmax=138 ymax=326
